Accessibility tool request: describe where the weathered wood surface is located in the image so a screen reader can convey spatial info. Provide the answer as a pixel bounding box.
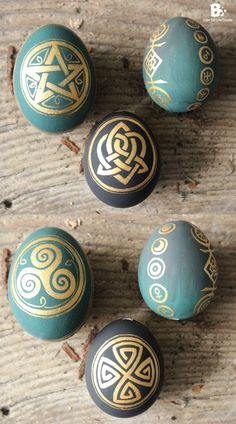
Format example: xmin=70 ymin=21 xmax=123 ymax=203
xmin=0 ymin=0 xmax=236 ymax=423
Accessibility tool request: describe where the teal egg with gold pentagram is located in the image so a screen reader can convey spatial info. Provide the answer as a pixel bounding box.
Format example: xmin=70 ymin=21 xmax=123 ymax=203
xmin=8 ymin=227 xmax=93 ymax=340
xmin=143 ymin=17 xmax=220 ymax=112
xmin=13 ymin=24 xmax=96 ymax=132
xmin=138 ymin=221 xmax=218 ymax=320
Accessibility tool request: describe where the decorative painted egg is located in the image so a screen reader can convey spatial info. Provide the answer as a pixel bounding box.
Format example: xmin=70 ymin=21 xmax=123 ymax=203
xmin=85 ymin=319 xmax=164 ymax=417
xmin=138 ymin=221 xmax=218 ymax=320
xmin=8 ymin=227 xmax=93 ymax=340
xmin=143 ymin=17 xmax=220 ymax=112
xmin=84 ymin=111 xmax=160 ymax=208
xmin=13 ymin=24 xmax=96 ymax=132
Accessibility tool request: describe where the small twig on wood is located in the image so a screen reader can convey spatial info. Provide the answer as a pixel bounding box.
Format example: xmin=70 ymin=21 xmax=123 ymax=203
xmin=62 ymin=341 xmax=80 ymax=362
xmin=61 ymin=137 xmax=80 ymax=154
xmin=121 ymin=258 xmax=129 ymax=271
xmin=78 ymin=326 xmax=97 ymax=380
xmin=184 ymin=175 xmax=199 ymax=190
xmin=1 ymin=248 xmax=11 ymax=295
xmin=7 ymin=46 xmax=16 ymax=94
xmin=79 ymin=158 xmax=84 ymax=174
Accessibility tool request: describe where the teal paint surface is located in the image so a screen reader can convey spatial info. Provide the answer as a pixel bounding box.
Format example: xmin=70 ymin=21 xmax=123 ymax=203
xmin=8 ymin=227 xmax=93 ymax=340
xmin=14 ymin=24 xmax=96 ymax=133
xmin=143 ymin=17 xmax=220 ymax=113
xmin=138 ymin=221 xmax=218 ymax=320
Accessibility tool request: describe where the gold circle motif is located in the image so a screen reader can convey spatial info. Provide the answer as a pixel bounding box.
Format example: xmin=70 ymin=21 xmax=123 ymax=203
xmin=186 ymin=19 xmax=200 ymax=29
xmin=199 ymin=46 xmax=214 ymax=65
xmin=187 ymin=103 xmax=201 ymax=111
xmin=194 ymin=30 xmax=208 ymax=44
xmin=197 ymin=88 xmax=210 ymax=101
xmin=88 ymin=116 xmax=158 ymax=194
xmin=151 ymin=237 xmax=168 ymax=255
xmin=92 ymin=335 xmax=160 ymax=410
xmin=157 ymin=305 xmax=175 ymax=317
xmin=149 ymin=283 xmax=168 ymax=304
xmin=20 ymin=40 xmax=90 ymax=115
xmin=150 ymin=23 xmax=169 ymax=42
xmin=200 ymin=67 xmax=214 ymax=85
xmin=10 ymin=236 xmax=86 ymax=317
xmin=159 ymin=223 xmax=176 ymax=235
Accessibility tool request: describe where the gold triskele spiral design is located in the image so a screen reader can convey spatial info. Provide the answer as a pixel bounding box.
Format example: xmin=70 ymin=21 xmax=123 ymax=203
xmin=92 ymin=335 xmax=160 ymax=409
xmin=88 ymin=116 xmax=158 ymax=193
xmin=11 ymin=236 xmax=86 ymax=317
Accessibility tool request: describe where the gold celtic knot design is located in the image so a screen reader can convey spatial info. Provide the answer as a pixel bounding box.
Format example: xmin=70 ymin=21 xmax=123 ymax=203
xmin=20 ymin=40 xmax=90 ymax=115
xmin=88 ymin=116 xmax=158 ymax=193
xmin=97 ymin=122 xmax=149 ymax=186
xmin=92 ymin=336 xmax=159 ymax=409
xmin=10 ymin=236 xmax=86 ymax=317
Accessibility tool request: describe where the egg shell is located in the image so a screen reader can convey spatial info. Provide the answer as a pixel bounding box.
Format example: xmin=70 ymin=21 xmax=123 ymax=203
xmin=8 ymin=227 xmax=93 ymax=340
xmin=143 ymin=17 xmax=220 ymax=112
xmin=85 ymin=319 xmax=164 ymax=418
xmin=13 ymin=24 xmax=96 ymax=133
xmin=138 ymin=220 xmax=218 ymax=320
xmin=84 ymin=111 xmax=161 ymax=208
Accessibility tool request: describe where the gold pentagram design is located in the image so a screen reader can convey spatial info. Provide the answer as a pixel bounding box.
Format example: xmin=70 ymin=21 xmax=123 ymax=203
xmin=88 ymin=116 xmax=158 ymax=193
xmin=10 ymin=236 xmax=86 ymax=317
xmin=20 ymin=40 xmax=90 ymax=115
xmin=92 ymin=335 xmax=160 ymax=410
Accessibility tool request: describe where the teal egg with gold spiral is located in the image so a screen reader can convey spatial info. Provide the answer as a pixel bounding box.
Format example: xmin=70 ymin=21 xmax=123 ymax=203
xmin=143 ymin=17 xmax=220 ymax=112
xmin=138 ymin=221 xmax=218 ymax=320
xmin=8 ymin=227 xmax=93 ymax=340
xmin=13 ymin=24 xmax=96 ymax=132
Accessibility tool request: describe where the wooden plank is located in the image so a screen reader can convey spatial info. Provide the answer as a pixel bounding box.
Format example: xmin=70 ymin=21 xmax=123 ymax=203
xmin=0 ymin=0 xmax=236 ymax=423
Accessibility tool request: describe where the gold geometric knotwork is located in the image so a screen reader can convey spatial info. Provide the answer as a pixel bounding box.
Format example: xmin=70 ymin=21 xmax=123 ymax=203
xmin=92 ymin=336 xmax=159 ymax=409
xmin=88 ymin=116 xmax=158 ymax=193
xmin=21 ymin=40 xmax=90 ymax=115
xmin=143 ymin=22 xmax=172 ymax=110
xmin=97 ymin=122 xmax=149 ymax=186
xmin=191 ymin=224 xmax=218 ymax=287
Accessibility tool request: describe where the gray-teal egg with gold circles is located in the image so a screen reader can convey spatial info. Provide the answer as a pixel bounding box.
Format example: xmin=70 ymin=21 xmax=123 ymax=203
xmin=138 ymin=221 xmax=218 ymax=320
xmin=8 ymin=227 xmax=93 ymax=340
xmin=143 ymin=17 xmax=220 ymax=113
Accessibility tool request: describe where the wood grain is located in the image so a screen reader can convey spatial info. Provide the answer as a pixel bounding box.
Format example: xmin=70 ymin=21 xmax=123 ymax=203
xmin=0 ymin=1 xmax=236 ymax=423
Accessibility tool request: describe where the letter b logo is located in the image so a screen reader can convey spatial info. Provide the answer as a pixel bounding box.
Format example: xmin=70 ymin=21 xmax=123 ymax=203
xmin=211 ymin=3 xmax=225 ymax=17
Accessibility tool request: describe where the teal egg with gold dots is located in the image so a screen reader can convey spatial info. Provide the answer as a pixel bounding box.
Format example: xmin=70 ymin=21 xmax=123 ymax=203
xmin=8 ymin=227 xmax=93 ymax=340
xmin=138 ymin=221 xmax=218 ymax=320
xmin=143 ymin=17 xmax=220 ymax=112
xmin=13 ymin=24 xmax=96 ymax=132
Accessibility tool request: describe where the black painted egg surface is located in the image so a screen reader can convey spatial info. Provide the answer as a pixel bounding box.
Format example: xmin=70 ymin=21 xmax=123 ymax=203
xmin=85 ymin=319 xmax=164 ymax=417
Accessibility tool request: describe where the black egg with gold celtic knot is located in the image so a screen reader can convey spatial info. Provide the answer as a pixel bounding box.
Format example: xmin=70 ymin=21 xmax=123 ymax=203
xmin=84 ymin=111 xmax=161 ymax=208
